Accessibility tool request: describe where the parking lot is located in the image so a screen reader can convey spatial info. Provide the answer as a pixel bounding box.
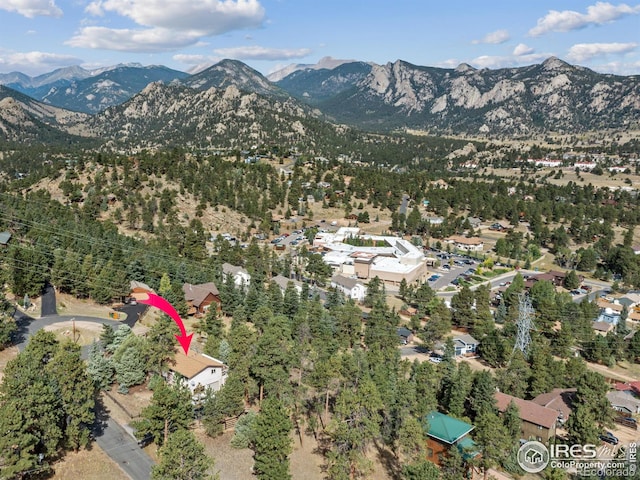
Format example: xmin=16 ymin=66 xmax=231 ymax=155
xmin=428 ymin=253 xmax=481 ymax=289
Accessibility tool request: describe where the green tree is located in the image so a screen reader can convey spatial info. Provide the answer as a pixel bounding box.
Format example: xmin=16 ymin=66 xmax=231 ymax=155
xmin=469 ymin=370 xmax=496 ymax=420
xmin=144 ymin=315 xmax=179 ymax=374
xmin=132 ymin=381 xmax=194 ymax=446
xmin=202 ymin=373 xmax=245 ymax=437
xmin=47 ymin=342 xmax=96 ymax=450
xmin=152 ymin=429 xmax=216 ymax=480
xmin=0 ymin=400 xmax=44 ymax=478
xmin=251 ymin=314 xmax=292 ymax=402
xmin=327 ymin=377 xmax=383 ymax=480
xmin=113 ymin=336 xmax=147 ymax=391
xmin=87 ymin=340 xmax=114 ymax=390
xmin=401 ymin=460 xmax=440 ymax=480
xmin=503 ymin=400 xmax=521 ymax=442
xmin=563 ymin=270 xmax=581 ymax=290
xmin=0 ymin=286 xmax=16 ymax=348
xmin=496 ymin=350 xmax=530 ymax=399
xmin=474 ymin=410 xmax=511 ymax=480
xmin=252 ymin=396 xmax=293 ymax=480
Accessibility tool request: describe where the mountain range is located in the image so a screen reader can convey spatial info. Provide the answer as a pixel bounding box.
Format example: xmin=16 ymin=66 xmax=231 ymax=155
xmin=0 ymin=56 xmax=638 ymax=144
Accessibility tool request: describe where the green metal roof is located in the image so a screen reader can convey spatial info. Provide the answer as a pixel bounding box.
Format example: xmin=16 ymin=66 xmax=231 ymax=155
xmin=457 ymin=436 xmax=479 ymax=460
xmin=425 ymin=411 xmax=474 ymax=445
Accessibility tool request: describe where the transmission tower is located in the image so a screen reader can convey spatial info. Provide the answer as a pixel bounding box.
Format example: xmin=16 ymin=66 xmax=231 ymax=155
xmin=513 ymin=292 xmax=535 ymax=358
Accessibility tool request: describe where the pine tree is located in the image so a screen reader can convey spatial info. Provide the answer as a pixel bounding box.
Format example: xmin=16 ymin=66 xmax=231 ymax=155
xmin=100 ymin=324 xmax=115 ymax=349
xmin=251 ymin=314 xmax=292 ymax=402
xmin=0 ymin=401 xmax=41 ymax=479
xmin=132 ymin=381 xmax=194 ymax=446
xmin=474 ymin=410 xmax=511 ymax=480
xmin=47 ymin=341 xmax=96 ymax=450
xmin=113 ymin=336 xmax=147 ymax=391
xmin=87 ymin=340 xmax=114 ymax=390
xmin=469 ymin=370 xmax=496 ymax=420
xmin=328 ymin=377 xmax=383 ymax=479
xmin=152 ymin=429 xmax=216 ymax=480
xmin=253 ymin=397 xmax=293 ymax=480
xmin=144 ymin=315 xmax=178 ymax=374
xmin=503 ymin=400 xmax=521 ymax=441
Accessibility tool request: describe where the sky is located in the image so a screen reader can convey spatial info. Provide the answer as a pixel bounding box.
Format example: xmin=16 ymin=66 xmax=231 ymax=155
xmin=0 ymin=0 xmax=638 ymax=77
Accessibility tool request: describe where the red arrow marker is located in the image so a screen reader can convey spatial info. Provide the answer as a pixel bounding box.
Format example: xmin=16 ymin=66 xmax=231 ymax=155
xmin=133 ymin=292 xmax=193 ymax=355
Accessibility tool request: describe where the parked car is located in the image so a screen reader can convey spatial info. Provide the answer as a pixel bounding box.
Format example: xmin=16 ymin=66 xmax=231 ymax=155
xmin=599 ymin=431 xmax=619 ymax=445
xmin=428 ymin=356 xmax=442 ymax=364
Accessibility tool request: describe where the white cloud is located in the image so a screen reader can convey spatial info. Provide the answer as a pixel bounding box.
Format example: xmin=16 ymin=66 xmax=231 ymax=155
xmin=590 ymin=59 xmax=640 ymax=74
xmin=212 ymin=45 xmax=312 ymax=60
xmin=66 ymin=26 xmax=201 ymax=52
xmin=86 ymin=0 xmax=264 ymax=35
xmin=435 ymin=58 xmax=463 ymax=69
xmin=0 ymin=51 xmax=82 ymax=75
xmin=0 ymin=0 xmax=62 ymax=18
xmin=529 ymin=2 xmax=640 ymax=36
xmin=172 ymin=53 xmax=222 ymax=73
xmin=470 ymin=52 xmax=552 ymax=69
xmin=513 ymin=43 xmax=535 ymax=56
xmin=73 ymin=0 xmax=265 ymax=52
xmin=567 ymin=42 xmax=638 ymax=62
xmin=472 ymin=29 xmax=510 ymax=45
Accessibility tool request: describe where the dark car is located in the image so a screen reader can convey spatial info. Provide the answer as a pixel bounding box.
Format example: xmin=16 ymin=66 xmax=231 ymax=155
xmin=599 ymin=431 xmax=619 ymax=445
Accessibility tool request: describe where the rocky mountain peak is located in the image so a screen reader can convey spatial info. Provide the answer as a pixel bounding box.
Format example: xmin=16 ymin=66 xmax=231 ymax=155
xmin=455 ymin=63 xmax=476 ymax=74
xmin=542 ymin=56 xmax=572 ymax=72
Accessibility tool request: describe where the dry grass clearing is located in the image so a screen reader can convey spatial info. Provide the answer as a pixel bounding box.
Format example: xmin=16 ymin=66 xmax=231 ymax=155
xmin=50 ymin=447 xmax=129 ymax=480
xmin=55 ymin=292 xmax=120 ymax=320
xmin=197 ymin=427 xmax=395 ymax=480
xmin=44 ymin=320 xmax=105 ymax=346
xmin=0 ymin=346 xmax=18 ymax=383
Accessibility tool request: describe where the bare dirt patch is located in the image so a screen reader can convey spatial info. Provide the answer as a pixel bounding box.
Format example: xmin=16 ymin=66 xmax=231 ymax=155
xmin=55 ymin=292 xmax=119 ymax=320
xmin=0 ymin=346 xmax=18 ymax=383
xmin=101 ymin=385 xmax=153 ymax=424
xmin=197 ymin=424 xmax=395 ymax=480
xmin=50 ymin=447 xmax=129 ymax=480
xmin=43 ymin=320 xmax=105 ymax=346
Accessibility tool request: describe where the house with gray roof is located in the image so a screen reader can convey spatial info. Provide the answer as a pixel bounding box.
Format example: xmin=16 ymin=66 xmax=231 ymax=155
xmin=222 ymin=263 xmax=251 ymax=287
xmin=607 ymin=390 xmax=640 ymax=415
xmin=272 ymin=274 xmax=303 ymax=294
xmin=330 ymin=274 xmax=367 ymax=302
xmin=0 ymin=231 xmax=11 ymax=247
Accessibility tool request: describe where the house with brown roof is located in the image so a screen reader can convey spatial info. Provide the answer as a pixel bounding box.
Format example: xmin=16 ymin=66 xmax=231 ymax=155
xmin=495 ymin=392 xmax=558 ymax=444
xmin=167 ymin=349 xmax=227 ymax=398
xmin=532 ymin=388 xmax=576 ymax=427
xmin=182 ymin=282 xmax=221 ymax=316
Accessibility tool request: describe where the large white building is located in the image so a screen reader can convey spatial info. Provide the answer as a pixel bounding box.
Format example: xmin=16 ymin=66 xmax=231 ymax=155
xmin=314 ymin=227 xmax=429 ymax=286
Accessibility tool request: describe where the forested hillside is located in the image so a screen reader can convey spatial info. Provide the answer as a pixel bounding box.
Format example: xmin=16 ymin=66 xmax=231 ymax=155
xmin=1 ymin=128 xmax=640 ymax=478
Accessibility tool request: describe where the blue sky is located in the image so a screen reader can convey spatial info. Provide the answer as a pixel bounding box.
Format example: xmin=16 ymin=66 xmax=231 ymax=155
xmin=0 ymin=0 xmax=638 ymax=76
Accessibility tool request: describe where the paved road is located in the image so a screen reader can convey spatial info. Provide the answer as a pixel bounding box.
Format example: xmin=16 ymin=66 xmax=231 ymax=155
xmin=95 ymin=418 xmax=154 ymax=480
xmin=14 ymin=312 xmax=121 ymax=352
xmin=40 ymin=283 xmax=57 ymax=316
xmin=399 ymin=193 xmax=409 ymax=216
